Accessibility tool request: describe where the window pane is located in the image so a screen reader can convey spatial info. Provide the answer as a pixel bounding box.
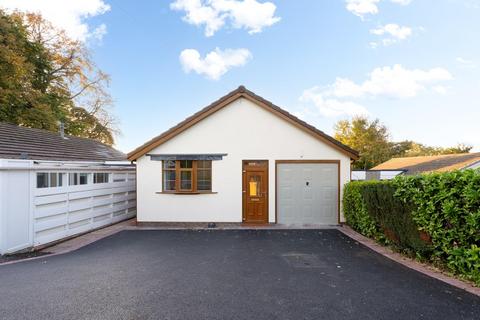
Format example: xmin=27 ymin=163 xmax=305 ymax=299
xmin=197 ymin=160 xmax=211 ymax=169
xmin=164 ymin=180 xmax=176 ymax=191
xmin=249 ymin=176 xmax=261 ymax=197
xmin=58 ymin=174 xmax=63 ymax=187
xmin=180 ymin=160 xmax=193 ymax=168
xmin=163 ymin=160 xmax=176 ymax=169
xmin=197 ymin=170 xmax=210 ymax=180
xmin=37 ymin=173 xmax=49 ymax=188
xmin=69 ymin=173 xmax=77 ymax=185
xmin=50 ymin=173 xmax=58 ymax=187
xmin=79 ymin=173 xmax=88 ymax=185
xmin=197 ymin=166 xmax=212 ymax=191
xmin=197 ymin=180 xmax=211 ymax=191
xmin=164 ymin=170 xmax=176 ymax=180
xmin=163 ymin=170 xmax=176 ymax=191
xmin=180 ymin=171 xmax=192 ymax=190
xmin=94 ymin=173 xmax=109 ymax=184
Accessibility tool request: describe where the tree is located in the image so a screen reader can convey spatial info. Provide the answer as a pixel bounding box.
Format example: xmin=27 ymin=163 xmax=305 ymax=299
xmin=334 ymin=116 xmax=473 ymax=169
xmin=334 ymin=116 xmax=392 ymax=170
xmin=0 ymin=10 xmax=117 ymax=145
xmin=390 ymin=141 xmax=472 ymax=157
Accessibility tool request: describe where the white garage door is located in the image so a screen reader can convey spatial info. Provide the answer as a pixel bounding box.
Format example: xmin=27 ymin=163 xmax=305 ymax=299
xmin=277 ymin=162 xmax=338 ymax=225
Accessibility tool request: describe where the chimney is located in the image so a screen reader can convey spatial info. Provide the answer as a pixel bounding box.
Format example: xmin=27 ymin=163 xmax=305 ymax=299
xmin=59 ymin=122 xmax=65 ymax=139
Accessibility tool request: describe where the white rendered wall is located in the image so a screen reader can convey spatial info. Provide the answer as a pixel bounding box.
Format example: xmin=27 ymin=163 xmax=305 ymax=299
xmin=137 ymin=97 xmax=351 ymax=224
xmin=0 ymin=160 xmax=32 ymax=254
xmin=380 ymin=171 xmax=404 ymax=180
xmin=351 ymin=171 xmax=366 ymax=181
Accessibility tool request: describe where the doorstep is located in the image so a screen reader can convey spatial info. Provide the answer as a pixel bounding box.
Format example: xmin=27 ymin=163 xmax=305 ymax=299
xmin=133 ymin=221 xmax=339 ymax=230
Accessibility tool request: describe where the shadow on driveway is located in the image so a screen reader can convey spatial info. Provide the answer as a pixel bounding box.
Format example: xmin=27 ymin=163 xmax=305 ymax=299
xmin=0 ymin=229 xmax=479 ymax=320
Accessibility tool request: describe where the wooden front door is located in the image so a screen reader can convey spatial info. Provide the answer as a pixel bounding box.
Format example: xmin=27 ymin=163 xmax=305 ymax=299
xmin=242 ymin=160 xmax=268 ymax=224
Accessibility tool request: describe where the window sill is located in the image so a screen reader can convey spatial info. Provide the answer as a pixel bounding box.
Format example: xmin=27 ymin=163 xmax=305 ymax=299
xmin=156 ymin=191 xmax=218 ymax=195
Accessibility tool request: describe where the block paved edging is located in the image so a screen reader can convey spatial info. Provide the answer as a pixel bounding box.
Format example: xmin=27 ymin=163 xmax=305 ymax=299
xmin=338 ymin=225 xmax=480 ymax=297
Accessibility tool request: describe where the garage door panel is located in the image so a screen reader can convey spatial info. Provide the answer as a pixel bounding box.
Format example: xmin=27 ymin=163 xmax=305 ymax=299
xmin=277 ymin=163 xmax=338 ymax=225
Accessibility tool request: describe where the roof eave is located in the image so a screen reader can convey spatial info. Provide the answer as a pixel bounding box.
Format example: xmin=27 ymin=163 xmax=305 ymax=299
xmin=127 ymin=87 xmax=359 ymax=161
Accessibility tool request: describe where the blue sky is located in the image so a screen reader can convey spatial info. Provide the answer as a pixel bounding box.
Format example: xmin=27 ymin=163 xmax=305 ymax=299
xmin=1 ymin=0 xmax=479 ymax=152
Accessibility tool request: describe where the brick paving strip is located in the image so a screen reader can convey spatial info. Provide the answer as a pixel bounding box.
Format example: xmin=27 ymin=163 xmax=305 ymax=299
xmin=2 ymin=219 xmax=479 ymax=298
xmin=337 ymin=225 xmax=480 ymax=297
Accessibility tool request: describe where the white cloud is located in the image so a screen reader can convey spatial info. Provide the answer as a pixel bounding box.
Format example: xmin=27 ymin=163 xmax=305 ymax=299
xmin=463 ymin=0 xmax=480 ymax=9
xmin=300 ymin=88 xmax=369 ymax=117
xmin=91 ymin=23 xmax=107 ymax=40
xmin=345 ymin=0 xmax=412 ymax=18
xmin=370 ymin=23 xmax=412 ymax=46
xmin=345 ymin=0 xmax=380 ymax=18
xmin=179 ymin=48 xmax=252 ymax=80
xmin=336 ymin=64 xmax=452 ymax=98
xmin=432 ymin=86 xmax=448 ymax=95
xmin=456 ymin=57 xmax=477 ymax=68
xmin=300 ymin=64 xmax=452 ymax=117
xmin=0 ymin=0 xmax=110 ymax=41
xmin=170 ymin=0 xmax=280 ymax=37
xmin=371 ymin=24 xmax=412 ymax=39
xmin=390 ymin=0 xmax=412 ymax=4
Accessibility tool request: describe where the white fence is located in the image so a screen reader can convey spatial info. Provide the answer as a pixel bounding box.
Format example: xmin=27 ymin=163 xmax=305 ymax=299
xmin=351 ymin=170 xmax=404 ymax=181
xmin=33 ymin=172 xmax=136 ymax=246
xmin=0 ymin=159 xmax=136 ymax=254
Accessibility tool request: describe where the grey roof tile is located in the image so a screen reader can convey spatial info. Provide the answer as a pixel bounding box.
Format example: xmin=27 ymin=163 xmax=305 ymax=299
xmin=0 ymin=122 xmax=127 ymax=162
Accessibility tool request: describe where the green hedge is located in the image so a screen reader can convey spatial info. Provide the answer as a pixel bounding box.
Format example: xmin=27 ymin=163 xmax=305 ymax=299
xmin=343 ymin=182 xmax=380 ymax=239
xmin=394 ymin=170 xmax=480 ymax=284
xmin=343 ymin=170 xmax=480 ymax=285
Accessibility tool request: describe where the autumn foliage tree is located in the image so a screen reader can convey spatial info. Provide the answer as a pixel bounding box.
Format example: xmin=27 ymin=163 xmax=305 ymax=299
xmin=0 ymin=10 xmax=116 ymax=145
xmin=334 ymin=117 xmax=391 ymax=170
xmin=335 ymin=116 xmax=472 ymax=169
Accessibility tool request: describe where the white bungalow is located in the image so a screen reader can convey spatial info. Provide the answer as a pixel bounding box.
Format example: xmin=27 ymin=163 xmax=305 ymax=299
xmin=128 ymin=86 xmax=358 ymax=226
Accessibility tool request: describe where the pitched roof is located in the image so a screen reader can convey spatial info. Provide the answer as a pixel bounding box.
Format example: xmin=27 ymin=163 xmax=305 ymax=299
xmin=371 ymin=153 xmax=480 ymax=175
xmin=127 ymin=86 xmax=359 ymax=160
xmin=0 ymin=122 xmax=127 ymax=162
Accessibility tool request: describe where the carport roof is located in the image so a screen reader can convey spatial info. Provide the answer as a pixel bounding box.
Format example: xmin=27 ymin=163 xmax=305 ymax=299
xmin=127 ymin=86 xmax=359 ymax=160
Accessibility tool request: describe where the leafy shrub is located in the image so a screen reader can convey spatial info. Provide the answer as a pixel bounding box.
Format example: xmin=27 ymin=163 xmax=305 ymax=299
xmin=359 ymin=181 xmax=431 ymax=254
xmin=343 ymin=182 xmax=380 ymax=239
xmin=394 ymin=170 xmax=480 ymax=284
xmin=344 ymin=170 xmax=480 ymax=285
xmin=343 ymin=180 xmax=428 ymax=252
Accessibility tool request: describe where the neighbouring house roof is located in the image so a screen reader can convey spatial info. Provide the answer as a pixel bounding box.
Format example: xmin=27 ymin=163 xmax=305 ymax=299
xmin=371 ymin=153 xmax=480 ymax=175
xmin=127 ymin=86 xmax=359 ymax=161
xmin=0 ymin=122 xmax=127 ymax=162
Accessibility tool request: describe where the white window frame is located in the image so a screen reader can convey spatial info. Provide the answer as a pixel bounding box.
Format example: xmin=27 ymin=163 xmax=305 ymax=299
xmin=36 ymin=172 xmax=65 ymax=189
xmin=93 ymin=172 xmax=110 ymax=184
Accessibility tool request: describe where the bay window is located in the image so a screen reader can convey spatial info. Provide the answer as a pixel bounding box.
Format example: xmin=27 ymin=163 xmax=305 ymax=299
xmin=162 ymin=160 xmax=212 ymax=193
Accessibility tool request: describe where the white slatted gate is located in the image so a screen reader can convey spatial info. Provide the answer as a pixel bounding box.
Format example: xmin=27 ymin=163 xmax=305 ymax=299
xmin=33 ymin=172 xmax=136 ymax=246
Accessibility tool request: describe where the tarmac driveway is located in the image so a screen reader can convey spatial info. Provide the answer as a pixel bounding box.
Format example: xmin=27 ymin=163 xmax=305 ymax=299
xmin=0 ymin=229 xmax=479 ymax=320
